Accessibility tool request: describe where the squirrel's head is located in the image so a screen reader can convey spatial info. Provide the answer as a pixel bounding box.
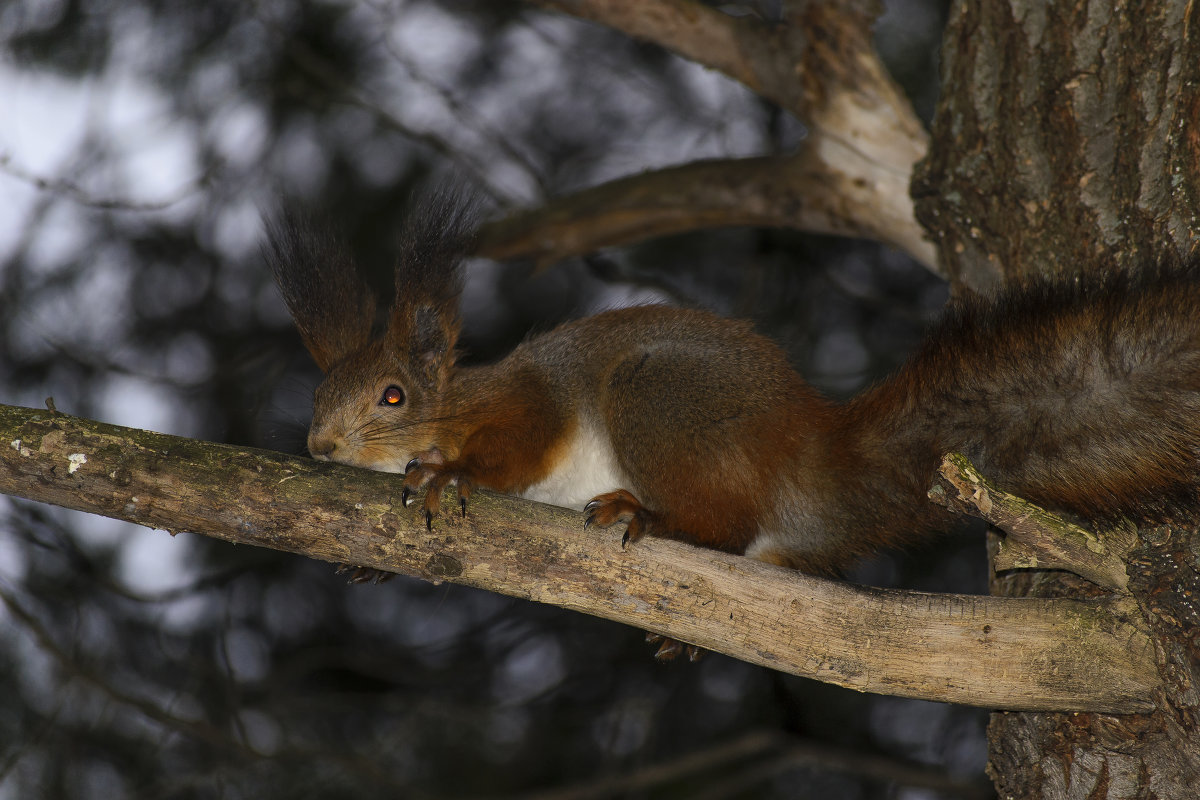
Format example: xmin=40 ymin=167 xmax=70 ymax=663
xmin=266 ymin=197 xmax=472 ymax=472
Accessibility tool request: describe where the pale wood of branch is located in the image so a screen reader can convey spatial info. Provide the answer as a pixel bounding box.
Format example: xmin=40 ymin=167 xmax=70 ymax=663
xmin=0 ymin=404 xmax=1158 ymax=712
xmin=482 ymin=1 xmax=937 ymax=270
xmin=929 ymin=454 xmax=1135 ymax=592
xmin=479 ymin=144 xmax=933 ymax=270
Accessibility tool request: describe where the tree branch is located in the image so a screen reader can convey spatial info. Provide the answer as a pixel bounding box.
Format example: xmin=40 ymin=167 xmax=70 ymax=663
xmin=486 ymin=0 xmax=938 ymax=271
xmin=0 ymin=404 xmax=1157 ymax=713
xmin=478 ymin=144 xmax=934 ymax=270
xmin=527 ymin=0 xmax=888 ymax=123
xmin=929 ymin=454 xmax=1135 ymax=592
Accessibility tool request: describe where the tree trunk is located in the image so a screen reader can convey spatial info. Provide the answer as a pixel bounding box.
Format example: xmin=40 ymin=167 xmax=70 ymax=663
xmin=914 ymin=1 xmax=1200 ymax=795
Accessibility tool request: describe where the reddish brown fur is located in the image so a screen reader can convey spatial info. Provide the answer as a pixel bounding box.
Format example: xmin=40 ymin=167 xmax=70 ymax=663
xmin=426 ymin=365 xmax=571 ymax=495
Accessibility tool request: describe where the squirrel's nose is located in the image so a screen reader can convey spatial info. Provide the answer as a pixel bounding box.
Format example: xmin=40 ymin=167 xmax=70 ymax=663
xmin=308 ymin=434 xmax=336 ymax=460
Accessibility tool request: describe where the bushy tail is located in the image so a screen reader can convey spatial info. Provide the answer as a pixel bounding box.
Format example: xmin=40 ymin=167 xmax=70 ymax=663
xmin=851 ymin=264 xmax=1200 ymax=523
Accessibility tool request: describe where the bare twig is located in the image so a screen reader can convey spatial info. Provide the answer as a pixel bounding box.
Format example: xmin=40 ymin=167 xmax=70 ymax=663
xmin=531 ymin=0 xmax=771 ymax=103
xmin=510 ymin=731 xmax=777 ymax=800
xmin=929 ymin=453 xmax=1135 ymax=592
xmin=280 ymin=39 xmax=517 ymax=207
xmin=362 ymin=0 xmax=550 ymax=199
xmin=0 ymin=579 xmax=418 ymax=789
xmin=0 ymin=582 xmax=255 ymax=754
xmin=0 ymin=151 xmax=210 ymax=212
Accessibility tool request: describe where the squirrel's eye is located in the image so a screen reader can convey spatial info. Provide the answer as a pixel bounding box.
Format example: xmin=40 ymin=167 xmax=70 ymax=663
xmin=380 ymin=385 xmax=405 ymax=406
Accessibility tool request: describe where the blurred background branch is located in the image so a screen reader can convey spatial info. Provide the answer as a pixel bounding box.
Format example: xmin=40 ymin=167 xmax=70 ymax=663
xmin=498 ymin=0 xmax=937 ymax=270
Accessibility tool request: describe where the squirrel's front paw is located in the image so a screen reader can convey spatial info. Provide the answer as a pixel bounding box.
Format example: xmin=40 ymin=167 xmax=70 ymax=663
xmin=402 ymin=457 xmax=472 ymax=530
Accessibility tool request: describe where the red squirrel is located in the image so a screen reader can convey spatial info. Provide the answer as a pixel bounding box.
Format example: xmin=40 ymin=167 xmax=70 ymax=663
xmin=267 ymin=200 xmax=1200 ymax=588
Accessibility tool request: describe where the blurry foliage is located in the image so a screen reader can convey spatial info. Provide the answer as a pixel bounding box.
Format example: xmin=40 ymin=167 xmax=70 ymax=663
xmin=0 ymin=0 xmax=991 ymax=798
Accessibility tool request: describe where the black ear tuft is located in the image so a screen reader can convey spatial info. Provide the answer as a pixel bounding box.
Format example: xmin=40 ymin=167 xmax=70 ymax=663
xmin=393 ymin=188 xmax=479 ymax=312
xmin=265 ymin=211 xmax=376 ymax=372
xmin=388 ymin=189 xmax=480 ymax=385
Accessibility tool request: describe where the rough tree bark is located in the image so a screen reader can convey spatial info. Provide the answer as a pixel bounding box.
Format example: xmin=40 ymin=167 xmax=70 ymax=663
xmin=913 ymin=0 xmax=1200 ymax=796
xmin=0 ymin=404 xmax=1160 ymax=713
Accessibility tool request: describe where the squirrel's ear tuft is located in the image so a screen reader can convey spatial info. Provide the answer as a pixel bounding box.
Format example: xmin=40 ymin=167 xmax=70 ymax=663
xmin=264 ymin=211 xmax=377 ymax=373
xmin=388 ymin=190 xmax=478 ymax=386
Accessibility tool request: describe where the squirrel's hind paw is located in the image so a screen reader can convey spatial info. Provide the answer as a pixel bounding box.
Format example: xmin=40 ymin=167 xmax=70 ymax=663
xmin=645 ymin=632 xmax=705 ymax=663
xmin=584 ymin=493 xmax=704 ymax=663
xmin=335 ymin=564 xmax=395 ymax=584
xmin=583 ymin=489 xmax=662 ymax=547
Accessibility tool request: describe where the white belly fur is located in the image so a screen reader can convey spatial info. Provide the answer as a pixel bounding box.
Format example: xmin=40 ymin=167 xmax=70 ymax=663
xmin=520 ymin=421 xmax=629 ymax=510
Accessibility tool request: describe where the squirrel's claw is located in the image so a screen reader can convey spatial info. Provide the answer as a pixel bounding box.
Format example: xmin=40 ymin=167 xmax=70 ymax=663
xmin=401 ymin=463 xmax=432 ymax=508
xmin=403 ymin=461 xmax=473 ymax=530
xmin=653 ymin=638 xmax=684 ymax=661
xmin=456 ymin=478 xmax=473 ymax=519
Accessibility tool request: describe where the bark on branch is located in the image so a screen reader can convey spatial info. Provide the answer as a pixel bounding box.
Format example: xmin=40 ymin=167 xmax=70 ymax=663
xmin=478 ymin=145 xmax=933 ymax=270
xmin=480 ymin=0 xmax=937 ymax=271
xmin=0 ymin=404 xmax=1158 ymax=713
xmin=929 ymin=453 xmax=1136 ymax=592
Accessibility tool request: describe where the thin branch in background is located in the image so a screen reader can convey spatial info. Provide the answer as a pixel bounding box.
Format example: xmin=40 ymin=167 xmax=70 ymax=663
xmin=362 ymin=0 xmax=550 ymax=200
xmin=0 ymin=151 xmax=213 ymax=212
xmin=505 ymin=729 xmax=989 ymax=800
xmin=3 ymin=502 xmax=268 ymax=605
xmin=692 ymin=740 xmax=992 ymax=800
xmin=278 ymin=35 xmax=519 ymax=208
xmin=477 ymin=149 xmax=936 ymax=270
xmin=511 ymin=730 xmax=779 ymax=800
xmin=0 ymin=128 xmax=117 ymax=291
xmin=0 ymin=702 xmax=64 ymax=785
xmin=530 ymin=0 xmax=768 ymax=105
xmin=0 ymin=576 xmax=414 ymax=793
xmin=0 ymin=581 xmax=255 ymax=755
